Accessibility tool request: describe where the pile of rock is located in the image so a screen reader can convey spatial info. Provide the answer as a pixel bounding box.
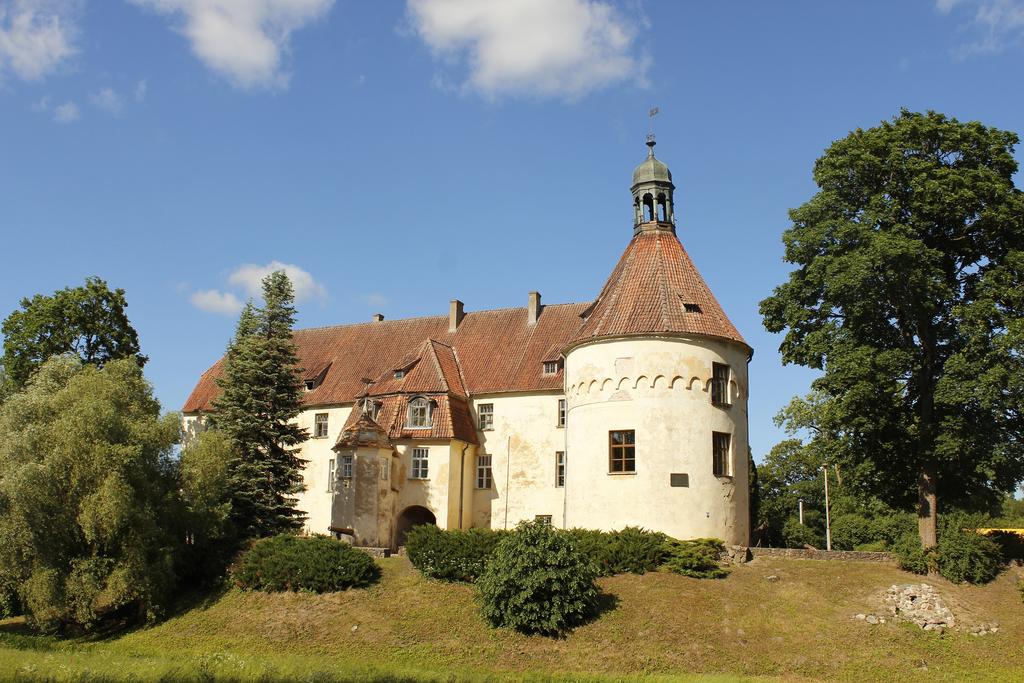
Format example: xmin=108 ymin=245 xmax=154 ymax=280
xmin=885 ymin=584 xmax=955 ymax=632
xmin=968 ymin=622 xmax=999 ymax=636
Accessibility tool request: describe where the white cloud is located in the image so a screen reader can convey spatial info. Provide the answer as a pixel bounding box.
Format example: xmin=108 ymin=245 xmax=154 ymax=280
xmin=134 ymin=78 xmax=148 ymax=102
xmin=90 ymin=87 xmax=124 ymax=115
xmin=0 ymin=0 xmax=76 ymax=81
xmin=52 ymin=100 xmax=78 ymax=123
xmin=190 ymin=289 xmax=244 ymax=315
xmin=129 ymin=0 xmax=335 ymax=90
xmin=936 ymin=0 xmax=1024 ymax=55
xmin=228 ymin=261 xmax=326 ymax=302
xmin=406 ymin=0 xmax=646 ymax=100
xmin=362 ymin=292 xmax=388 ymax=307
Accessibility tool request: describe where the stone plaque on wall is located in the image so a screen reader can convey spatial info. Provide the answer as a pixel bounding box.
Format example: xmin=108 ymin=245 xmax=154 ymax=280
xmin=670 ymin=473 xmax=689 ymax=487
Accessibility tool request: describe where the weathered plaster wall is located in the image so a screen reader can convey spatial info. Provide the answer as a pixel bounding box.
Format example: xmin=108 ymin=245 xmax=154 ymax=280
xmin=563 ymin=336 xmax=750 ymax=545
xmin=293 ymin=405 xmax=352 ymax=535
xmin=470 ymin=392 xmax=567 ymax=529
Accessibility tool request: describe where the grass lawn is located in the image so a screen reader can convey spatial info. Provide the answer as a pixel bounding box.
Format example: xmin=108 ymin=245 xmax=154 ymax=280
xmin=2 ymin=556 xmax=1022 ymax=682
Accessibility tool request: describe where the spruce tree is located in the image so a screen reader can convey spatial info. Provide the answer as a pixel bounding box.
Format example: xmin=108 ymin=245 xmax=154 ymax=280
xmin=212 ymin=272 xmax=308 ymax=538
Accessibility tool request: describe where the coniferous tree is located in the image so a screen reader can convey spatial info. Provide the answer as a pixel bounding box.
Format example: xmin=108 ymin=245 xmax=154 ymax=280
xmin=212 ymin=272 xmax=308 ymax=538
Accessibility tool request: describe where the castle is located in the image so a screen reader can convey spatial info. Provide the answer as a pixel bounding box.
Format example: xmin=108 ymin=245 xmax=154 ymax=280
xmin=182 ymin=139 xmax=752 ymax=548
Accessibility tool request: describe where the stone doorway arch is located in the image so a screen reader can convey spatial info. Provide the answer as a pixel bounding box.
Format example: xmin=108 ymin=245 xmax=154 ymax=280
xmin=395 ymin=505 xmax=436 ymax=548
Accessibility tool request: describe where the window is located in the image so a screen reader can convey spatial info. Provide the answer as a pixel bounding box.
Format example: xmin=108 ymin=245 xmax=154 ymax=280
xmin=476 ymin=454 xmax=492 ymax=489
xmin=394 ymin=369 xmax=405 ymax=379
xmin=369 ymin=401 xmax=382 ymax=420
xmin=305 ymin=380 xmax=317 ymax=391
xmin=314 ymin=412 xmax=329 ymax=438
xmin=407 ymin=397 xmax=432 ymax=428
xmin=542 ymin=360 xmax=559 ymax=375
xmin=380 ymin=457 xmax=390 ymax=480
xmin=411 ymin=447 xmax=429 ymax=479
xmin=713 ymin=432 xmax=732 ymax=477
xmin=683 ymin=303 xmax=702 ymax=314
xmin=327 ymin=458 xmax=335 ymax=491
xmin=535 ymin=515 xmax=552 ymax=525
xmin=557 ymin=399 xmax=566 ymax=427
xmin=711 ymin=363 xmax=730 ymax=406
xmin=555 ymin=451 xmax=565 ymax=488
xmin=478 ymin=403 xmax=494 ymax=430
xmin=609 ymin=430 xmax=636 ymax=473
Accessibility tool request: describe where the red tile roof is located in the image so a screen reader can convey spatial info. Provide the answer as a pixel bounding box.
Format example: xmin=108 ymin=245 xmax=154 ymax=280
xmin=182 ymin=229 xmax=748 ymax=416
xmin=183 ymin=303 xmax=587 ymax=413
xmin=569 ymin=228 xmax=748 ymax=351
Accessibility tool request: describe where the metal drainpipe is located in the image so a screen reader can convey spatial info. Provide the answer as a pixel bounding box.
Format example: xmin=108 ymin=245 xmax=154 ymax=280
xmin=458 ymin=443 xmax=469 ymax=529
xmin=503 ymin=435 xmax=511 ymax=529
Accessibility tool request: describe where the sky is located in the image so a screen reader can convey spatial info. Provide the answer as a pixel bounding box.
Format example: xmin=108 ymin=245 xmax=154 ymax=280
xmin=1 ymin=0 xmax=1022 ymax=461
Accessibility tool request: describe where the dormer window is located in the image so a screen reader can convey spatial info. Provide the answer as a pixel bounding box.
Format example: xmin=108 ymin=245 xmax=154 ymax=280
xmin=683 ymin=303 xmax=702 ymax=314
xmin=542 ymin=360 xmax=560 ymax=375
xmin=407 ymin=397 xmax=433 ymax=428
xmin=305 ymin=380 xmax=317 ymax=391
xmin=394 ymin=370 xmax=405 ymax=379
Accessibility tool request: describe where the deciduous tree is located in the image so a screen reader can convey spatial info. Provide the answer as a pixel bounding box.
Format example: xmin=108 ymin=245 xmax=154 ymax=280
xmin=1 ymin=277 xmax=145 ymax=389
xmin=761 ymin=110 xmax=1024 ymax=547
xmin=0 ymin=357 xmax=179 ymax=633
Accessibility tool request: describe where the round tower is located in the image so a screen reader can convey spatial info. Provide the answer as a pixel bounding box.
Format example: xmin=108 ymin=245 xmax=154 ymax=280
xmin=562 ymin=139 xmax=752 ymax=545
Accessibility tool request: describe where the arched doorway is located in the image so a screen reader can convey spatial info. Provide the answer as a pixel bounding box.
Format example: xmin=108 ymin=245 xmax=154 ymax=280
xmin=395 ymin=505 xmax=436 ymax=548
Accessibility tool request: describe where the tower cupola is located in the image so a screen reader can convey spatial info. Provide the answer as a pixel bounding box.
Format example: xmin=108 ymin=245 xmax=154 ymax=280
xmin=631 ymin=135 xmax=675 ymax=233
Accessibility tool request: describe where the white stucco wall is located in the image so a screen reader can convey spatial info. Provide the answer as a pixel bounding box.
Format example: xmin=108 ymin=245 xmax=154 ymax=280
xmin=294 ymin=404 xmax=352 ymax=535
xmin=469 ymin=392 xmax=567 ymax=529
xmin=563 ymin=336 xmax=751 ymax=545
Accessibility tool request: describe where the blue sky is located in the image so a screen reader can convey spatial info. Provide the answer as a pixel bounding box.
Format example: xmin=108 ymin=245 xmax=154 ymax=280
xmin=1 ymin=0 xmax=1022 ymax=460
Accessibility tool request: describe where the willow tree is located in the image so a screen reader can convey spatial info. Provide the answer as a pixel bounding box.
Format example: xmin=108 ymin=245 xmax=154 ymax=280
xmin=761 ymin=110 xmax=1024 ymax=547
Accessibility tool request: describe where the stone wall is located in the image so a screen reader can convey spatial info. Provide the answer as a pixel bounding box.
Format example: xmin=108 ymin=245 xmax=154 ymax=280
xmin=748 ymin=547 xmax=894 ymax=563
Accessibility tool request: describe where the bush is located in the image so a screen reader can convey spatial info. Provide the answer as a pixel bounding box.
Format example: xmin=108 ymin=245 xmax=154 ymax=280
xmin=936 ymin=529 xmax=1003 ymax=585
xmin=563 ymin=527 xmax=667 ymax=576
xmin=854 ymin=540 xmax=889 ymax=552
xmin=782 ymin=518 xmax=824 ymax=549
xmin=477 ymin=521 xmax=600 ymax=636
xmin=892 ymin=533 xmax=931 ymax=575
xmin=232 ymin=535 xmax=380 ymax=593
xmin=986 ymin=530 xmax=1024 ymax=562
xmin=831 ymin=514 xmax=878 ymax=551
xmin=661 ymin=538 xmax=728 ymax=579
xmin=405 ymin=525 xmax=507 ymax=582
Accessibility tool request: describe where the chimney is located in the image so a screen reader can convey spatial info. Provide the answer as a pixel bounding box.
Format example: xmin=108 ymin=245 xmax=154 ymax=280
xmin=372 ymin=313 xmax=384 ymax=322
xmin=449 ymin=299 xmax=464 ymax=333
xmin=528 ymin=291 xmax=542 ymax=325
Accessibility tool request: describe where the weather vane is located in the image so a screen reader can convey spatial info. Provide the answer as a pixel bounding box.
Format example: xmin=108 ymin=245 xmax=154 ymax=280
xmin=647 ymin=106 xmax=659 ymax=145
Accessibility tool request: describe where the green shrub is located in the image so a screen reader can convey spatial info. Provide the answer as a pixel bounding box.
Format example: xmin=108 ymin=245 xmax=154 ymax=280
xmin=232 ymin=534 xmax=380 ymax=593
xmin=404 ymin=525 xmax=507 ymax=582
xmin=854 ymin=540 xmax=889 ymax=552
xmin=831 ymin=514 xmax=878 ymax=551
xmin=562 ymin=528 xmax=613 ymax=575
xmin=477 ymin=521 xmax=600 ymax=636
xmin=936 ymin=529 xmax=1003 ymax=585
xmin=892 ymin=533 xmax=931 ymax=575
xmin=563 ymin=527 xmax=667 ymax=576
xmin=661 ymin=538 xmax=728 ymax=579
xmin=782 ymin=518 xmax=824 ymax=549
xmin=986 ymin=531 xmax=1024 ymax=562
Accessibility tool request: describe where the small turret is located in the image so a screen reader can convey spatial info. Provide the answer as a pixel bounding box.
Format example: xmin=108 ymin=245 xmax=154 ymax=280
xmin=631 ymin=135 xmax=675 ymax=233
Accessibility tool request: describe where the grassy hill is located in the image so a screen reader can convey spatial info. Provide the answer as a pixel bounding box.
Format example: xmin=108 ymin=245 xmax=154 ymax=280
xmin=2 ymin=555 xmax=1023 ymax=682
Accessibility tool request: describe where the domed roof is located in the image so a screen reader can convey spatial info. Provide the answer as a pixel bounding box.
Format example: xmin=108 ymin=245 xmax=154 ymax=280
xmin=632 ymin=140 xmax=672 ymax=187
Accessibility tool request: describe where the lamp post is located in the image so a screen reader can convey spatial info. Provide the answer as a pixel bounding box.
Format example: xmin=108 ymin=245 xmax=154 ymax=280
xmin=822 ymin=465 xmax=832 ymax=551
xmin=798 ymin=498 xmax=804 ymax=525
